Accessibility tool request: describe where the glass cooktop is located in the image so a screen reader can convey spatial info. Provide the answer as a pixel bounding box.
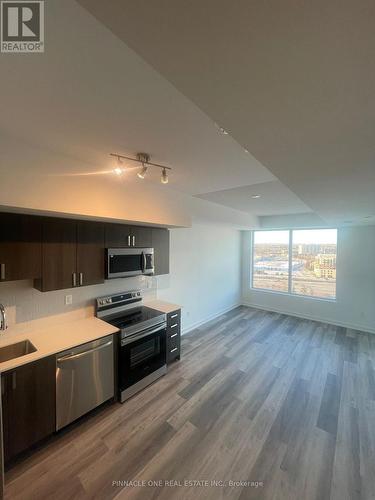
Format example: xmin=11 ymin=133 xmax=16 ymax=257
xmin=106 ymin=306 xmax=165 ymax=333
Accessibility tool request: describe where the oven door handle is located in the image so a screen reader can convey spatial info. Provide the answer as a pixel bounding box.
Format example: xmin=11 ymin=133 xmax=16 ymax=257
xmin=121 ymin=323 xmax=166 ymax=346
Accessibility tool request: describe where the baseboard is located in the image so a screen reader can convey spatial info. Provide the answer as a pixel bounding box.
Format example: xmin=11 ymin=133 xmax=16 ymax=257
xmin=182 ymin=302 xmax=241 ymax=335
xmin=242 ymin=300 xmax=375 ymax=335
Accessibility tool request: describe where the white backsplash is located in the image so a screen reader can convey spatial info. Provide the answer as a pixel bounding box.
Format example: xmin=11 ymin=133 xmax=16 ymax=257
xmin=0 ymin=276 xmax=157 ymax=325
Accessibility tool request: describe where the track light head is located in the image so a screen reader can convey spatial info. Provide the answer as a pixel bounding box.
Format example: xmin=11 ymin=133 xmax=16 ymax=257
xmin=137 ymin=163 xmax=148 ymax=179
xmin=161 ymin=167 xmax=168 ymax=184
xmin=113 ymin=156 xmax=124 ymax=175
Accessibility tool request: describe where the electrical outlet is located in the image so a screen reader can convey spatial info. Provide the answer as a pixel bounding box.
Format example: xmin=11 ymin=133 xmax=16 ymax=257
xmin=65 ymin=295 xmax=73 ymax=305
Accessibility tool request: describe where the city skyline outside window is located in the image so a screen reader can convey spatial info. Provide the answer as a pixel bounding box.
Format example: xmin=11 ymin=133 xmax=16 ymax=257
xmin=252 ymin=229 xmax=337 ymax=299
xmin=253 ymin=230 xmax=289 ymax=292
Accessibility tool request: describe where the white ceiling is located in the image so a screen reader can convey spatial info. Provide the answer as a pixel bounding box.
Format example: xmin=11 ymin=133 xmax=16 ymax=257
xmin=77 ymin=0 xmax=375 ymax=226
xmin=0 ymin=0 xmax=319 ymax=225
xmin=0 ymin=1 xmax=274 ymax=197
xmin=198 ymin=181 xmax=311 ymax=216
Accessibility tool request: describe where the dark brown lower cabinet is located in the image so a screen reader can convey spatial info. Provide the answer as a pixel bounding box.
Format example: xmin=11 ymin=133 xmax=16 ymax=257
xmin=1 ymin=356 xmax=56 ymax=464
xmin=166 ymin=309 xmax=181 ymax=364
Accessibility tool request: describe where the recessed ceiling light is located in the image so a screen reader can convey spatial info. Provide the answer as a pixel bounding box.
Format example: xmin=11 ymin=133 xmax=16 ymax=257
xmin=251 ymin=194 xmax=261 ymax=199
xmin=214 ymin=123 xmax=229 ymax=135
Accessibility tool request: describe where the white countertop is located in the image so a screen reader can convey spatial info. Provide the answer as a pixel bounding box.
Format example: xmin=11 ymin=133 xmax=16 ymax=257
xmin=144 ymin=299 xmax=181 ymax=314
xmin=0 ymin=313 xmax=118 ymax=373
xmin=0 ymin=300 xmax=181 ymax=373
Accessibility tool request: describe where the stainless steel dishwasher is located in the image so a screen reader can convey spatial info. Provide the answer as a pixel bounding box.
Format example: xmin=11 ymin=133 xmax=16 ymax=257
xmin=56 ymin=335 xmax=114 ymax=430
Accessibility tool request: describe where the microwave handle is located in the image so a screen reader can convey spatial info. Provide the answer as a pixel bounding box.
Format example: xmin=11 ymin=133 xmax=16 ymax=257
xmin=142 ymin=252 xmax=146 ymax=272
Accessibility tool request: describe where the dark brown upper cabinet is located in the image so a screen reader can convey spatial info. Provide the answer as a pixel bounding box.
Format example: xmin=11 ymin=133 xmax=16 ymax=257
xmin=76 ymin=221 xmax=105 ymax=287
xmin=2 ymin=356 xmax=56 ymax=464
xmin=152 ymin=228 xmax=170 ymax=275
xmin=105 ymin=224 xmax=151 ymax=248
xmin=0 ymin=213 xmax=42 ymax=282
xmin=35 ymin=219 xmax=105 ymax=292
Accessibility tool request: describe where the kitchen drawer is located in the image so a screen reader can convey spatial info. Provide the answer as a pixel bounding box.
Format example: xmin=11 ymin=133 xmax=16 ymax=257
xmin=167 ymin=339 xmax=180 ymax=363
xmin=167 ymin=320 xmax=180 ymax=337
xmin=167 ymin=331 xmax=179 ymax=350
xmin=167 ymin=310 xmax=181 ymax=327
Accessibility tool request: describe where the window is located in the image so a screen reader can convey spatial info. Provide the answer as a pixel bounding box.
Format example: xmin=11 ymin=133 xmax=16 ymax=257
xmin=251 ymin=229 xmax=337 ymax=299
xmin=252 ymin=230 xmax=290 ymax=292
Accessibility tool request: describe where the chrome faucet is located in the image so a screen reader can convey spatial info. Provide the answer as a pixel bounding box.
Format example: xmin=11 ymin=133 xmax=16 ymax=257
xmin=0 ymin=304 xmax=7 ymax=331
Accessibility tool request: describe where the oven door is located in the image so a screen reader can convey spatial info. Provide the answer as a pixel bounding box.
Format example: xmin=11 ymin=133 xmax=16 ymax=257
xmin=106 ymin=248 xmax=154 ymax=278
xmin=118 ymin=323 xmax=166 ymax=397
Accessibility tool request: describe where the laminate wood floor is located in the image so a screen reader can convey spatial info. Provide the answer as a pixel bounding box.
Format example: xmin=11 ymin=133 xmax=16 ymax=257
xmin=5 ymin=307 xmax=375 ymax=500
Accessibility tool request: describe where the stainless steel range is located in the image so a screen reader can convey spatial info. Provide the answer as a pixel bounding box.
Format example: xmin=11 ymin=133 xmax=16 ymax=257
xmin=96 ymin=291 xmax=167 ymax=402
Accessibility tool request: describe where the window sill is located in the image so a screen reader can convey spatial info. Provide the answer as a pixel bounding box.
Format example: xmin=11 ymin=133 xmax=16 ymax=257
xmin=249 ymin=287 xmax=337 ymax=303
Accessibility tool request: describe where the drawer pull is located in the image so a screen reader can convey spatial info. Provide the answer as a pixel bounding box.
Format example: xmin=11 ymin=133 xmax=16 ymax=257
xmin=171 ymin=313 xmax=179 ymax=319
xmin=170 ymin=347 xmax=178 ymax=353
xmin=170 ymin=333 xmax=178 ymax=338
xmin=171 ymin=323 xmax=178 ymax=328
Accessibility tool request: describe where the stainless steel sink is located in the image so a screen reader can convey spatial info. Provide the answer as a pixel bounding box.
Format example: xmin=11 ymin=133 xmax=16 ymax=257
xmin=0 ymin=340 xmax=37 ymax=363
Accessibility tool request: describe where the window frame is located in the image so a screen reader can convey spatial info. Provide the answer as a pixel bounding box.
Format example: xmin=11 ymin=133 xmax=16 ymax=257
xmin=250 ymin=228 xmax=337 ymax=301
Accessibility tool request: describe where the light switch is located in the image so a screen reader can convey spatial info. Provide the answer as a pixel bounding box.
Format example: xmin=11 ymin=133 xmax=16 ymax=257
xmin=65 ymin=295 xmax=73 ymax=305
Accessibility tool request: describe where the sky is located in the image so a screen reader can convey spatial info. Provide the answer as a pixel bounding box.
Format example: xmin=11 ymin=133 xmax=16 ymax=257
xmin=254 ymin=229 xmax=337 ymax=245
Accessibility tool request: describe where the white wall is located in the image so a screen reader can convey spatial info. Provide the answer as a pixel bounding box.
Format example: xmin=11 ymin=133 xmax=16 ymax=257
xmin=242 ymin=226 xmax=375 ymax=333
xmin=156 ymin=223 xmax=242 ymax=332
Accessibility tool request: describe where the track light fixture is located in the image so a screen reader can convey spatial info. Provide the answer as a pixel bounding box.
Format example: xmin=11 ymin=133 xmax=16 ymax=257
xmin=110 ymin=152 xmax=171 ymax=184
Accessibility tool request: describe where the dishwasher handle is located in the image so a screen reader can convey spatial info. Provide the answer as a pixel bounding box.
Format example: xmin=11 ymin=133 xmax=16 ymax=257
xmin=57 ymin=340 xmax=113 ymax=363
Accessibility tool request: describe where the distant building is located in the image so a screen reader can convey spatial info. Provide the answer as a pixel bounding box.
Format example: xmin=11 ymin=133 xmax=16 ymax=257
xmin=254 ymin=260 xmax=304 ymax=272
xmin=313 ymin=253 xmax=336 ymax=279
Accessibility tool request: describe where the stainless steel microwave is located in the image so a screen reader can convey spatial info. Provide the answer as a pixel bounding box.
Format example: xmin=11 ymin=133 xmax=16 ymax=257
xmin=106 ymin=248 xmax=154 ymax=279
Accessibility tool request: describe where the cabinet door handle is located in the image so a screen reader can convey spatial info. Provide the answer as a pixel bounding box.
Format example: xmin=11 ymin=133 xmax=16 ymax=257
xmin=171 ymin=313 xmax=179 ymax=319
xmin=132 ymin=235 xmax=136 ymax=247
xmin=12 ymin=372 xmax=16 ymax=390
xmin=79 ymin=272 xmax=83 ymax=286
xmin=72 ymin=272 xmax=77 ymax=287
xmin=0 ymin=263 xmax=5 ymax=280
xmin=127 ymin=235 xmax=131 ymax=246
xmin=170 ymin=333 xmax=178 ymax=338
xmin=170 ymin=348 xmax=178 ymax=353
